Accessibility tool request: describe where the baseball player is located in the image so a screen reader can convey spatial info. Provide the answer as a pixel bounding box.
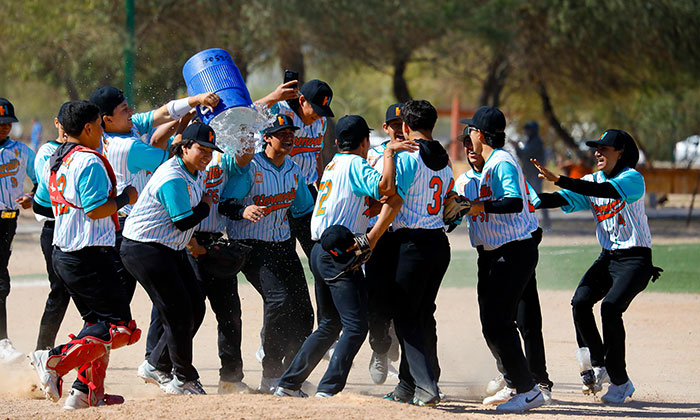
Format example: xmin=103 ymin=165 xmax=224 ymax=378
xmin=257 ymin=79 xmax=333 ymax=259
xmin=460 ymin=106 xmax=543 ymax=413
xmin=274 ymin=115 xmax=414 ymax=398
xmin=90 ymin=85 xmax=219 ymax=301
xmin=365 ymin=103 xmax=404 ymax=385
xmin=381 ymin=100 xmax=453 ymax=407
xmin=120 ymin=122 xmax=218 ymax=396
xmin=0 ymin=98 xmax=37 ymax=363
xmin=29 ymin=100 xmax=141 ymax=409
xmin=219 ymin=114 xmax=315 ymax=394
xmin=531 ymin=129 xmax=661 ymax=404
xmin=30 ymin=102 xmax=72 ymax=351
xmin=454 ymin=126 xmax=553 ymax=405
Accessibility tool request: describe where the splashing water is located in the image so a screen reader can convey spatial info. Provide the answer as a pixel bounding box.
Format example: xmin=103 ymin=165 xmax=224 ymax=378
xmin=208 ymin=103 xmax=275 ymax=157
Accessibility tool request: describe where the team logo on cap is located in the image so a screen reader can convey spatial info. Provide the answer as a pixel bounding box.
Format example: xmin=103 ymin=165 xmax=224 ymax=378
xmin=395 ymin=107 xmax=401 ymax=117
xmin=0 ymin=106 xmax=5 ymax=116
xmin=208 ymin=131 xmax=214 ymax=142
xmin=322 ymin=96 xmax=330 ymax=106
xmin=277 ymin=116 xmax=285 ymax=125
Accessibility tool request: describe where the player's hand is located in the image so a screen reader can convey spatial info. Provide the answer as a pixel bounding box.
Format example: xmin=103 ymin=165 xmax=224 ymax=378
xmin=202 ymin=192 xmax=213 ymax=208
xmin=187 ymin=237 xmax=207 ymax=258
xmin=466 ymin=200 xmax=484 ymax=216
xmin=195 ymin=92 xmax=220 ymax=113
xmin=15 ymin=194 xmax=33 ymax=209
xmin=243 ymin=205 xmax=267 ymax=222
xmin=531 ymin=158 xmax=559 ymax=183
xmin=123 ymin=186 xmax=138 ymax=204
xmin=386 ymin=139 xmax=418 ymax=154
xmin=270 ymin=80 xmax=300 ymax=102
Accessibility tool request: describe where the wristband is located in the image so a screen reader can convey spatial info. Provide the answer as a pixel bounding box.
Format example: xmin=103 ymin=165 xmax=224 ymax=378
xmin=167 ymin=97 xmax=193 ymax=120
xmin=114 ymin=193 xmax=130 ymax=210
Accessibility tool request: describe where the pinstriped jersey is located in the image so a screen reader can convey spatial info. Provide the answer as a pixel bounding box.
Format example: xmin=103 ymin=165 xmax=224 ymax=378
xmin=123 ymin=157 xmax=205 ymax=250
xmin=33 ymin=140 xmax=60 ymax=222
xmin=366 ymin=141 xmax=388 ymax=228
xmin=0 ymin=139 xmax=36 ymax=210
xmin=226 ymin=152 xmax=313 ymax=242
xmin=455 ymin=170 xmax=482 ymax=247
xmin=476 ymin=149 xmax=538 ymax=250
xmin=310 ymin=153 xmax=383 ymax=240
xmin=270 ymin=101 xmax=327 ymax=185
xmin=50 ymin=152 xmax=115 ymax=252
xmin=558 ymin=168 xmax=651 ymax=250
xmin=197 ymin=152 xmax=244 ymax=233
xmin=392 ymin=148 xmax=454 ymax=230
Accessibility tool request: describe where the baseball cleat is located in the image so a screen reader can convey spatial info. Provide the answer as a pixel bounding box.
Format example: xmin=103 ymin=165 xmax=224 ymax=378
xmin=485 ymin=373 xmax=506 ymax=396
xmin=582 ymin=366 xmax=609 ymax=395
xmin=369 ymin=351 xmax=388 ymax=385
xmin=482 ymin=385 xmax=514 ymax=405
xmin=0 ymin=338 xmax=24 ymax=363
xmin=410 ymin=395 xmax=440 ymax=407
xmin=164 ymin=377 xmax=206 ymax=395
xmin=274 ymin=386 xmax=308 ymax=398
xmin=383 ymin=391 xmax=411 ymax=403
xmin=218 ymin=380 xmax=252 ymax=394
xmin=63 ymin=388 xmax=125 ymax=409
xmin=538 ymin=383 xmax=553 ymax=405
xmin=137 ymin=360 xmax=172 ymax=389
xmin=496 ymin=385 xmax=545 ymax=413
xmin=601 ymin=379 xmax=634 ymax=404
xmin=315 ymin=391 xmax=334 ymax=398
xmin=29 ymin=350 xmax=61 ymax=402
xmin=258 ymin=376 xmax=280 ymax=394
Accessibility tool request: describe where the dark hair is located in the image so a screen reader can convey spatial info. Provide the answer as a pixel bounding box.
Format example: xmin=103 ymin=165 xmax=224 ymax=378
xmin=61 ymin=101 xmax=100 ymax=137
xmin=401 ymin=100 xmax=437 ymax=132
xmin=609 ymin=135 xmax=640 ymax=177
xmin=337 ymin=138 xmax=363 ymax=151
xmin=483 ymin=131 xmax=506 ymax=149
xmin=170 ymin=138 xmax=196 ymax=157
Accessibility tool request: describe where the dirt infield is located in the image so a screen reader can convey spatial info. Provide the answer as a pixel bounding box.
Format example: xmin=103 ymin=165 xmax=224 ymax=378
xmin=2 ymin=280 xmax=699 ymax=419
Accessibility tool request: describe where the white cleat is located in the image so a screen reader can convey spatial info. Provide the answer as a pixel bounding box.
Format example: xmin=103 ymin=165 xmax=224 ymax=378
xmin=538 ymin=383 xmax=553 ymax=405
xmin=274 ymin=386 xmax=308 ymax=398
xmin=29 ymin=350 xmax=61 ymax=402
xmin=601 ymin=379 xmax=634 ymax=404
xmin=496 ymin=385 xmax=546 ymax=413
xmin=218 ymin=380 xmax=252 ymax=394
xmin=63 ymin=388 xmax=89 ymax=410
xmin=164 ymin=377 xmax=206 ymax=395
xmin=582 ymin=366 xmax=610 ymax=395
xmin=137 ymin=360 xmax=172 ymax=390
xmin=315 ymin=391 xmax=333 ymax=398
xmin=482 ymin=385 xmax=514 ymax=405
xmin=485 ymin=373 xmax=506 ymax=396
xmin=258 ymin=376 xmax=280 ymax=394
xmin=0 ymin=338 xmax=24 ymax=363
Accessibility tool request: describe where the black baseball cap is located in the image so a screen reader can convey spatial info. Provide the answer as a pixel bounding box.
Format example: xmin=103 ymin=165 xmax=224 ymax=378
xmin=320 ymin=225 xmax=356 ymax=265
xmin=585 ymin=129 xmax=631 ymax=149
xmin=263 ymin=114 xmax=299 ymax=135
xmin=0 ymin=98 xmax=18 ymax=124
xmin=385 ymin=103 xmax=403 ymax=123
xmin=56 ymin=102 xmax=71 ymax=124
xmin=461 ymin=106 xmax=506 ymax=134
xmin=89 ymin=86 xmax=126 ymax=116
xmin=300 ymin=80 xmax=334 ymax=118
xmin=182 ymin=122 xmax=223 ymax=153
xmin=336 ymin=115 xmax=372 ymax=150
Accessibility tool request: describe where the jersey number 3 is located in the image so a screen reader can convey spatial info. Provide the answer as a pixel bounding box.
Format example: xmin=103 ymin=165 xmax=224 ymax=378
xmin=427 ymin=176 xmax=443 ymax=215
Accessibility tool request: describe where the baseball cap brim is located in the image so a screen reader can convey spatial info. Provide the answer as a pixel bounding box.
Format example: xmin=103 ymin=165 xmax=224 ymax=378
xmin=0 ymin=116 xmax=18 ymax=124
xmin=264 ymin=124 xmax=299 ymax=135
xmin=193 ymin=139 xmax=223 ymax=153
xmin=310 ymin=102 xmax=334 ymax=118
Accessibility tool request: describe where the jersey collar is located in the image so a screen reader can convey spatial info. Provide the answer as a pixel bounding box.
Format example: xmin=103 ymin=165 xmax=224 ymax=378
xmin=176 ymin=156 xmax=198 ymax=180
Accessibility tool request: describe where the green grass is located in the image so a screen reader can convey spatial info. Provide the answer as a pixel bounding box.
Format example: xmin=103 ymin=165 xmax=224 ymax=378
xmin=299 ymin=243 xmax=700 ymax=294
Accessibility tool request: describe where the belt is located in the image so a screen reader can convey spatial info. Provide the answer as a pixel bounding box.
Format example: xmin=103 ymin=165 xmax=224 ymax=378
xmin=44 ymin=220 xmax=55 ymax=228
xmin=0 ymin=210 xmax=19 ymax=219
xmin=603 ymin=247 xmax=651 ymax=259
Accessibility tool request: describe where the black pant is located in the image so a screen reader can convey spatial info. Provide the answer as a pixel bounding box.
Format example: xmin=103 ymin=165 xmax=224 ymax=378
xmin=36 ymin=221 xmax=71 ymax=350
xmin=239 ymin=238 xmax=313 ymax=378
xmin=120 ymin=238 xmax=205 ymax=382
xmin=0 ymin=216 xmax=17 ymax=339
xmin=391 ymin=228 xmax=450 ymax=402
xmin=365 ymin=230 xmax=398 ymax=356
xmin=188 ymin=232 xmax=244 ymax=383
xmin=51 ymin=245 xmax=132 ymax=393
xmin=571 ymin=248 xmax=653 ymax=385
xmin=288 ymin=184 xmax=317 ymax=259
xmin=477 ymin=238 xmax=538 ymax=393
xmin=278 ymin=242 xmax=368 ymax=395
xmin=114 ymin=216 xmax=137 ymax=303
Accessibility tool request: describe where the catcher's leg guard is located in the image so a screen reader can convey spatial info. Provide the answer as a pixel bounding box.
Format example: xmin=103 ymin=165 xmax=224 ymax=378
xmin=75 ymin=352 xmax=124 ymax=407
xmin=110 ymin=320 xmax=141 ymax=350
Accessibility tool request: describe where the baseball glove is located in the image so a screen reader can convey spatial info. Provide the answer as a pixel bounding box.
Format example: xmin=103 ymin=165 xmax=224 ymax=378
xmin=198 ymin=238 xmax=252 ymax=279
xmin=325 ymin=234 xmax=373 ymax=281
xmin=443 ymin=195 xmax=472 ymax=225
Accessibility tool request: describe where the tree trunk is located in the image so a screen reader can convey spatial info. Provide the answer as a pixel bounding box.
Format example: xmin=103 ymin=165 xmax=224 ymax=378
xmin=64 ymin=76 xmax=80 ymax=100
xmin=392 ymin=54 xmax=412 ymax=103
xmin=537 ymin=81 xmax=586 ymax=158
xmin=231 ymin=48 xmax=249 ymax=82
xmin=276 ymin=32 xmax=305 ymax=85
xmin=479 ymin=54 xmax=509 ymax=107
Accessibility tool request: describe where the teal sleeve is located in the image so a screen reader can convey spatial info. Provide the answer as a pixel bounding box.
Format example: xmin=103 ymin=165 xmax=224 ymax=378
xmin=348 ymin=158 xmax=382 ymax=200
xmin=126 ymin=140 xmax=168 ymax=173
xmin=221 ymin=169 xmax=253 ymax=201
xmin=557 ymin=189 xmax=591 ymax=213
xmin=222 ymin=153 xmax=244 ymax=177
xmin=395 ymin=152 xmax=417 ymax=199
xmin=290 ymin=181 xmax=314 ymax=217
xmin=34 ymin=182 xmax=51 ymax=206
xmin=526 ymin=181 xmax=541 ymax=208
xmin=609 ymin=170 xmax=644 ymax=204
xmin=26 ymin=147 xmax=37 ymax=184
xmin=492 ymin=161 xmax=523 ymax=199
xmin=77 ymin=162 xmax=110 ymax=213
xmin=156 ymin=178 xmax=193 ymax=221
xmin=131 ymin=111 xmax=154 ymax=136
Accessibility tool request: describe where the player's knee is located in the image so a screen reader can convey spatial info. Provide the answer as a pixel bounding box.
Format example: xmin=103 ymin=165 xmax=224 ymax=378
xmin=600 ymin=299 xmax=623 ymax=320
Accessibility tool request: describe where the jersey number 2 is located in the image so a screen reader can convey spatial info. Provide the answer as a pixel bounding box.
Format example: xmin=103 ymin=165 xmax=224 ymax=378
xmin=315 ymin=180 xmax=332 ymax=216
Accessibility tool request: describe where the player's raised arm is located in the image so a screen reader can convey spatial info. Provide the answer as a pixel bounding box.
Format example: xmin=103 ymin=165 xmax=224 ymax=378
xmin=378 ymin=140 xmax=418 ymax=196
xmin=150 ymin=92 xmax=220 ymax=127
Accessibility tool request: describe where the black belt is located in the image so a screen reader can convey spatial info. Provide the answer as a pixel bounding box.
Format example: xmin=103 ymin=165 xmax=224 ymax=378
xmin=44 ymin=220 xmax=55 ymax=228
xmin=603 ymin=247 xmax=651 ymax=259
xmin=0 ymin=209 xmax=19 ymax=219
